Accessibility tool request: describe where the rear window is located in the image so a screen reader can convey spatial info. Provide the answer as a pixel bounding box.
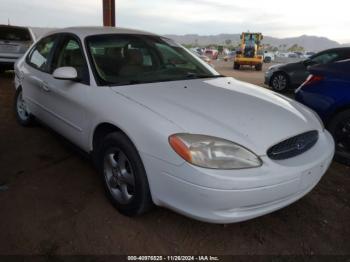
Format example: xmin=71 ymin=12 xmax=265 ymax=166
xmin=0 ymin=27 xmax=31 ymax=41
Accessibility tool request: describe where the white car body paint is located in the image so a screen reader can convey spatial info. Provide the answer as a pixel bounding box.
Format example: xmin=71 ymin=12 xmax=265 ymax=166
xmin=15 ymin=27 xmax=335 ymax=223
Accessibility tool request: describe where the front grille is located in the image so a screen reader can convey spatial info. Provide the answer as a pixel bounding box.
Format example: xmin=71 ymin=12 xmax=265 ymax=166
xmin=267 ymin=130 xmax=319 ymax=160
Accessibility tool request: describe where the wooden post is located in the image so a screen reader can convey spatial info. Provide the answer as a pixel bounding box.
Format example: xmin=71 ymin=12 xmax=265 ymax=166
xmin=103 ymin=0 xmax=115 ymax=27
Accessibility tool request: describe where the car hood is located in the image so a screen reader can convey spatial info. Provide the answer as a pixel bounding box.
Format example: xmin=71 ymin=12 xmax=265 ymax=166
xmin=110 ymin=77 xmax=322 ymax=156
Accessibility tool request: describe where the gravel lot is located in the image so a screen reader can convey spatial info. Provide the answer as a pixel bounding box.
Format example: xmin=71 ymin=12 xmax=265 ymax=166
xmin=0 ymin=61 xmax=349 ymax=256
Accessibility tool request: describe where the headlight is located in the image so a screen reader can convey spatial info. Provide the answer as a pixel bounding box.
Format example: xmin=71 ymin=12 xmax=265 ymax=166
xmin=169 ymin=134 xmax=262 ymax=169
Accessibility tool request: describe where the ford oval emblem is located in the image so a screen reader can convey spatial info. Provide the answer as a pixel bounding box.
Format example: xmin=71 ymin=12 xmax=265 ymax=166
xmin=296 ymin=139 xmax=306 ymax=150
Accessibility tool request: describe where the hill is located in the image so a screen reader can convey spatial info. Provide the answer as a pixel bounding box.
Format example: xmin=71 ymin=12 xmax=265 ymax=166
xmin=165 ymin=34 xmax=342 ymax=52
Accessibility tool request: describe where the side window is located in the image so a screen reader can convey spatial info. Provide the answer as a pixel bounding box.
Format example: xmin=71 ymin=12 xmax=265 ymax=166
xmin=52 ymin=37 xmax=89 ymax=83
xmin=311 ymin=52 xmax=339 ymax=64
xmin=27 ymin=35 xmax=56 ymax=72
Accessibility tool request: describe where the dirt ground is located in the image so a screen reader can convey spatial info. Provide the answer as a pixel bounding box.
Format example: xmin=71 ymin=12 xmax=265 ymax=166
xmin=0 ymin=60 xmax=349 ymax=256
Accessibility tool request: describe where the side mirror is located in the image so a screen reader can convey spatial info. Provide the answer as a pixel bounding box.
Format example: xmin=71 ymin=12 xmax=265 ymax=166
xmin=53 ymin=67 xmax=78 ymax=80
xmin=303 ymin=59 xmax=316 ymax=67
xmin=303 ymin=59 xmax=311 ymax=65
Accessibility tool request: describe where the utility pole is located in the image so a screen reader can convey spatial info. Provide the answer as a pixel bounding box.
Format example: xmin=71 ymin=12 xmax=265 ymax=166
xmin=103 ymin=0 xmax=116 ymax=27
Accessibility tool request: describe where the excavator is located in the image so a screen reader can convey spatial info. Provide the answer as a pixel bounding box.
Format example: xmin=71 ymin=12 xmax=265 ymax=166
xmin=234 ymin=32 xmax=263 ymax=71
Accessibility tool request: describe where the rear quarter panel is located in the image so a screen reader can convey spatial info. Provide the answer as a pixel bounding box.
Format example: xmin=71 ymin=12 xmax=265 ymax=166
xmin=297 ymin=77 xmax=350 ymax=122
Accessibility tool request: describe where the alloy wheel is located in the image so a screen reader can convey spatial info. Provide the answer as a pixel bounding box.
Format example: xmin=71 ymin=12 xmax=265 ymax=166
xmin=16 ymin=90 xmax=30 ymax=121
xmin=272 ymin=74 xmax=287 ymax=91
xmin=103 ymin=149 xmax=136 ymax=205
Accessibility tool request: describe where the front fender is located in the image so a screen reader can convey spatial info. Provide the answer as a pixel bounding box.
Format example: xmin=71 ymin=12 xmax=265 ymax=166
xmin=87 ymin=88 xmax=186 ymax=166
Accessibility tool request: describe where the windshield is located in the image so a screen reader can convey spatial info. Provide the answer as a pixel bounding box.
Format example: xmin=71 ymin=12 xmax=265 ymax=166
xmin=86 ymin=34 xmax=220 ymax=86
xmin=0 ymin=26 xmax=31 ymax=41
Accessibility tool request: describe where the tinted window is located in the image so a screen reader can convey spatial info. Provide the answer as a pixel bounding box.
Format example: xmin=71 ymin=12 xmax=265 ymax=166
xmin=86 ymin=34 xmax=218 ymax=86
xmin=52 ymin=37 xmax=88 ymax=82
xmin=0 ymin=26 xmax=31 ymax=41
xmin=311 ymin=52 xmax=339 ymax=64
xmin=28 ymin=36 xmax=56 ymax=72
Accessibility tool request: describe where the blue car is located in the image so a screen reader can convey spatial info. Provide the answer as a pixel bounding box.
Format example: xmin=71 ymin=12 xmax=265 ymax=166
xmin=295 ymin=59 xmax=350 ymax=165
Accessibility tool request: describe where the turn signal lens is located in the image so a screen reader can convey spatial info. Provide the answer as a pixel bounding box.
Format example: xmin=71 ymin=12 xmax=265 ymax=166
xmin=169 ymin=135 xmax=192 ymax=162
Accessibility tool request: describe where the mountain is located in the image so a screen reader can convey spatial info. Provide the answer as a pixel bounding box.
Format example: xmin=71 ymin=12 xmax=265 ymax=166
xmin=165 ymin=34 xmax=342 ymax=52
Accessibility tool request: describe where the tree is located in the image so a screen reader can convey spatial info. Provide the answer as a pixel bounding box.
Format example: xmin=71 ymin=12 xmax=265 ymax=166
xmin=225 ymin=39 xmax=232 ymax=46
xmin=288 ymin=44 xmax=298 ymax=52
xmin=288 ymin=44 xmax=305 ymax=52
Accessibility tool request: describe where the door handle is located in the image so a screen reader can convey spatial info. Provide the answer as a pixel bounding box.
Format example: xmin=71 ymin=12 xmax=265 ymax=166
xmin=41 ymin=82 xmax=50 ymax=92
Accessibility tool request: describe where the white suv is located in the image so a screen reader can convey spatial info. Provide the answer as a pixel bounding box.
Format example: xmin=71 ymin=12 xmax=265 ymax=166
xmin=14 ymin=27 xmax=334 ymax=223
xmin=0 ymin=25 xmax=35 ymax=72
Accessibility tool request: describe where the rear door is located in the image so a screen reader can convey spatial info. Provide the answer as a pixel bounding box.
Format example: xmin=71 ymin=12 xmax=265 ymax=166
xmin=21 ymin=34 xmax=58 ymax=120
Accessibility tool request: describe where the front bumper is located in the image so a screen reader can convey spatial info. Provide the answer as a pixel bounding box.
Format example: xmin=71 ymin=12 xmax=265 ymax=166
xmin=142 ymin=130 xmax=334 ymax=223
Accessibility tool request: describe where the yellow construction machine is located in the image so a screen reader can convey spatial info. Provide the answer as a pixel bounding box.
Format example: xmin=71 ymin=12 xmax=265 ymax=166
xmin=234 ymin=32 xmax=263 ymax=71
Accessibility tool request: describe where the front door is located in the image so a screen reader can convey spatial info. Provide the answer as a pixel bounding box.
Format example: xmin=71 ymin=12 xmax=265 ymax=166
xmin=38 ymin=34 xmax=90 ymax=149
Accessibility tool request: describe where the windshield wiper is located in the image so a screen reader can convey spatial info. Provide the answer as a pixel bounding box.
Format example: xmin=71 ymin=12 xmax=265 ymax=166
xmin=109 ymin=80 xmax=141 ymax=86
xmin=185 ymin=73 xmax=225 ymax=79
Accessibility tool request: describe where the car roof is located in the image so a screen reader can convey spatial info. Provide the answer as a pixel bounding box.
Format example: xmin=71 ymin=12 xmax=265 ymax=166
xmin=318 ymin=47 xmax=350 ymax=53
xmin=44 ymin=26 xmax=157 ymax=39
xmin=0 ymin=24 xmax=35 ymax=41
xmin=0 ymin=24 xmax=29 ymax=30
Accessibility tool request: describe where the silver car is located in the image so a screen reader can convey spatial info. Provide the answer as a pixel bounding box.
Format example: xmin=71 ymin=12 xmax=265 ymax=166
xmin=0 ymin=25 xmax=35 ymax=72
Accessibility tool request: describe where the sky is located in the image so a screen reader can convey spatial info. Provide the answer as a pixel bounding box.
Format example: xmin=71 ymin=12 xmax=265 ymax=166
xmin=1 ymin=0 xmax=349 ymax=43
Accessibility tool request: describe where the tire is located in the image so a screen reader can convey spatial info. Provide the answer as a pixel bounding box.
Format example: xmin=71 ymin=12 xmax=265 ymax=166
xmin=14 ymin=87 xmax=34 ymax=126
xmin=264 ymin=57 xmax=271 ymax=63
xmin=233 ymin=62 xmax=240 ymax=70
xmin=97 ymin=132 xmax=153 ymax=216
xmin=328 ymin=109 xmax=350 ymax=166
xmin=271 ymin=72 xmax=289 ymax=92
xmin=255 ymin=63 xmax=262 ymax=71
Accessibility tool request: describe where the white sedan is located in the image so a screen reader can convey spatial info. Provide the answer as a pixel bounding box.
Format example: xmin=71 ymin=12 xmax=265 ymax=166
xmin=14 ymin=27 xmax=334 ymax=223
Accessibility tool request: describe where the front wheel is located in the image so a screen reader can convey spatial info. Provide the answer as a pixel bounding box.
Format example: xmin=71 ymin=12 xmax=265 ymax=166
xmin=328 ymin=110 xmax=350 ymax=166
xmin=255 ymin=63 xmax=262 ymax=71
xmin=271 ymin=73 xmax=289 ymax=92
xmin=14 ymin=87 xmax=34 ymax=126
xmin=97 ymin=132 xmax=153 ymax=216
xmin=233 ymin=62 xmax=240 ymax=70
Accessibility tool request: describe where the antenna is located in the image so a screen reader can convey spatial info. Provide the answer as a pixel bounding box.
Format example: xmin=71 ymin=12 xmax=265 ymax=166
xmin=8 ymin=18 xmax=10 ymax=25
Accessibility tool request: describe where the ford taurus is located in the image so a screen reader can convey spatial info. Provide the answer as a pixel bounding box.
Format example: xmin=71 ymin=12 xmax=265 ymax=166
xmin=14 ymin=27 xmax=334 ymax=223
